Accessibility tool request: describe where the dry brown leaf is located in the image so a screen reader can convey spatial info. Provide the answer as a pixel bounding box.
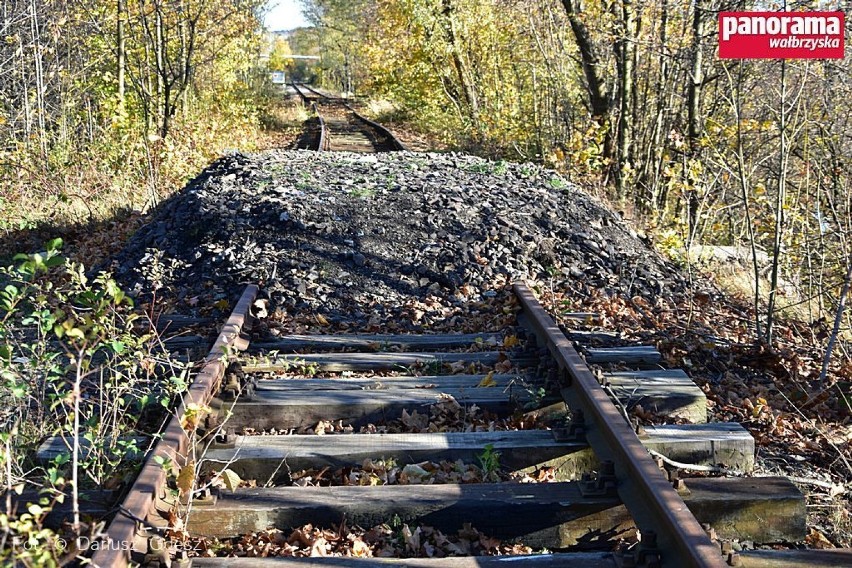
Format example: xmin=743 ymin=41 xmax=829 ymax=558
xmin=177 ymin=461 xmax=195 ymax=496
xmin=402 ymin=525 xmax=421 ymax=553
xmin=350 ymin=537 xmax=372 ymax=557
xmin=477 ymin=371 xmax=497 ymax=387
xmin=309 ymin=537 xmax=329 ymax=557
xmin=806 ymin=528 xmax=836 ymax=549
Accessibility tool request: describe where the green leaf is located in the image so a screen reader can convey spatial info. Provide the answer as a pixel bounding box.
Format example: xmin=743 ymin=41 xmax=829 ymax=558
xmin=66 ymin=327 xmax=85 ymax=340
xmin=10 ymin=382 xmax=26 ymax=398
xmin=45 ymin=238 xmax=63 ymax=251
xmin=44 ymin=255 xmax=65 ymax=268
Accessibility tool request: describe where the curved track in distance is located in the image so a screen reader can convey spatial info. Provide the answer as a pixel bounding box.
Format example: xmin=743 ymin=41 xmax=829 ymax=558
xmin=292 ymin=83 xmax=406 ymax=153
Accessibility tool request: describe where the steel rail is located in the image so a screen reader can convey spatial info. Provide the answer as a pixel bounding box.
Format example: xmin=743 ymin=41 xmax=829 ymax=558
xmin=295 ymin=82 xmax=333 ymax=101
xmin=290 ymin=83 xmax=312 ymax=106
xmin=312 ymin=102 xmax=329 ymax=152
xmin=91 ymin=285 xmax=259 ymax=567
xmin=296 ymin=83 xmax=404 ymax=151
xmin=513 ymin=281 xmax=726 ymax=568
xmin=345 ymin=102 xmax=407 ymax=151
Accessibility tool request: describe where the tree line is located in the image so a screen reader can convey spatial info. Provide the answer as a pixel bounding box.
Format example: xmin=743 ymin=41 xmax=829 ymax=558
xmin=0 ymin=0 xmax=268 ymax=228
xmin=301 ymin=0 xmax=852 ymax=372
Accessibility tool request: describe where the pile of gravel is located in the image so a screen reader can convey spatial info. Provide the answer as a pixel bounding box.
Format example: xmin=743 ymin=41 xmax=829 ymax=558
xmin=110 ymin=150 xmax=687 ymax=321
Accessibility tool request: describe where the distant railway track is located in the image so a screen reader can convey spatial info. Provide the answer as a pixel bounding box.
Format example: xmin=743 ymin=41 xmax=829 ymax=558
xmin=292 ymin=83 xmax=406 ymax=153
xmin=82 ymin=281 xmax=852 ymax=567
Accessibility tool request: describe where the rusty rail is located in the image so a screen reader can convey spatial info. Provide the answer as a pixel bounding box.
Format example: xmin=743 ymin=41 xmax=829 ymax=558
xmin=294 ymin=82 xmax=333 ymax=101
xmin=513 ymin=281 xmax=726 ymax=568
xmin=345 ymin=102 xmax=407 ymax=152
xmin=91 ymin=285 xmax=259 ymax=567
xmin=295 ymin=83 xmax=405 ymax=152
xmin=313 ymin=102 xmax=329 ymax=152
xmin=291 ymin=83 xmax=312 ymax=106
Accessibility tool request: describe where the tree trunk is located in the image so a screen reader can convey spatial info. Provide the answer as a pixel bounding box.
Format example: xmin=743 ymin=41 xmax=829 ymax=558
xmin=647 ymin=0 xmax=668 ymax=215
xmin=615 ymin=0 xmax=636 ymax=199
xmin=440 ymin=0 xmax=480 ymax=127
xmin=155 ymin=1 xmax=165 ymax=133
xmin=29 ymin=0 xmax=47 ymax=157
xmin=766 ymin=58 xmax=788 ymax=344
xmin=560 ymin=0 xmax=609 ymax=122
xmin=117 ymin=0 xmax=126 ymax=109
xmin=819 ymin=256 xmax=852 ymax=385
xmin=686 ymin=0 xmax=704 ymax=242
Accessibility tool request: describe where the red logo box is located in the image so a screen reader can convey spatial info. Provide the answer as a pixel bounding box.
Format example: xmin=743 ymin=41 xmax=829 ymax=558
xmin=719 ymin=11 xmax=844 ymax=59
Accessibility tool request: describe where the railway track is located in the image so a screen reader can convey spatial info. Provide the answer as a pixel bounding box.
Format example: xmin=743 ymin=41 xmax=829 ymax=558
xmin=292 ymin=83 xmax=406 ymax=153
xmin=84 ymin=282 xmax=852 ymax=567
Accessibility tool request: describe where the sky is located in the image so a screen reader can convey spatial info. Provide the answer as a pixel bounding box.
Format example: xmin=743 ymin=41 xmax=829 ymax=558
xmin=264 ymin=0 xmax=309 ymax=31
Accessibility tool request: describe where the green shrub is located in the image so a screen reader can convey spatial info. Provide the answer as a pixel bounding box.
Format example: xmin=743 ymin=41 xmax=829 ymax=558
xmin=0 ymin=239 xmax=188 ymax=564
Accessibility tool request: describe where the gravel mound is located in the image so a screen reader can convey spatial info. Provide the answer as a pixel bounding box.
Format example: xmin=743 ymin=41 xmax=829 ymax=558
xmin=111 ymin=150 xmax=687 ymax=321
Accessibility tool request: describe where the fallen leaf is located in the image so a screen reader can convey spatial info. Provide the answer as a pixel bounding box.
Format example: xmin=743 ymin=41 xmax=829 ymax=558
xmin=477 ymin=371 xmax=497 ymax=387
xmin=309 ymin=537 xmax=329 ymax=556
xmin=805 ymin=528 xmax=835 ymax=549
xmin=351 ymin=537 xmax=371 ymax=557
xmin=218 ymin=468 xmax=242 ymax=492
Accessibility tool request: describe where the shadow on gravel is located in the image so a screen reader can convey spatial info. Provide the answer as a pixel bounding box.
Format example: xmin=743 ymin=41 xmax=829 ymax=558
xmin=101 ymin=158 xmax=475 ymax=321
xmin=0 ymin=207 xmax=138 ymax=265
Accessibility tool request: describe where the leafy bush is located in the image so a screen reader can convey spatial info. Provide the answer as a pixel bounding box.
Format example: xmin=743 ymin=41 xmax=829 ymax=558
xmin=0 ymin=239 xmax=189 ymax=565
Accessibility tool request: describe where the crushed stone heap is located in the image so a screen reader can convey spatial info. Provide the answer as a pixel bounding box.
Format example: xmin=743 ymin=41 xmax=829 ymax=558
xmin=112 ymin=150 xmax=686 ymax=319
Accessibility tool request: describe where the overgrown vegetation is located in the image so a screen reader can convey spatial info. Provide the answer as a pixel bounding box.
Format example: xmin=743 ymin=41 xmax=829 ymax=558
xmin=0 ymin=0 xmax=275 ymax=237
xmin=0 ymin=240 xmax=189 ymax=564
